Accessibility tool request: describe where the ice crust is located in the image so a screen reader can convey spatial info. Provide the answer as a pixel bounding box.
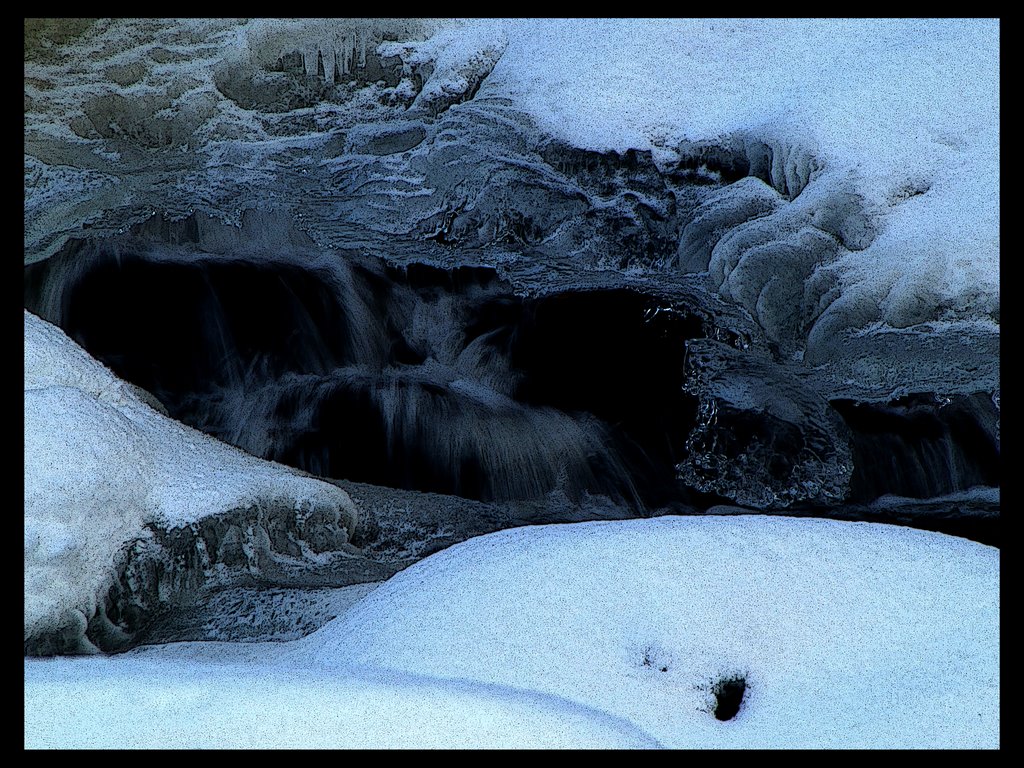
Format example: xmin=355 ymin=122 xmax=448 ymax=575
xmin=24 ymin=19 xmax=998 ymax=340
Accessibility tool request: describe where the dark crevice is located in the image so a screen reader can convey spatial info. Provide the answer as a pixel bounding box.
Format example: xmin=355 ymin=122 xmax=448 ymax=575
xmin=25 ymin=246 xmax=705 ymax=510
xmin=507 ymin=289 xmax=704 ymax=508
xmin=25 ymin=249 xmax=351 ymax=395
xmin=832 ymin=395 xmax=999 ymax=502
xmin=23 ymin=233 xmax=999 ymax=535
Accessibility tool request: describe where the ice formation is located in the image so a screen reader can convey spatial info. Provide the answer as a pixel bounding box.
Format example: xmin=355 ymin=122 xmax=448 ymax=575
xmin=24 ymin=19 xmax=998 ymax=333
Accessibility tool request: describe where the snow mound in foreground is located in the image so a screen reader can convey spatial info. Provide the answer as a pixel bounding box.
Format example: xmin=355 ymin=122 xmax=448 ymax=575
xmin=24 ymin=310 xmax=357 ymax=649
xmin=24 ymin=658 xmax=658 ymax=749
xmin=24 ymin=516 xmax=997 ymax=748
xmin=303 ymin=516 xmax=999 ymax=749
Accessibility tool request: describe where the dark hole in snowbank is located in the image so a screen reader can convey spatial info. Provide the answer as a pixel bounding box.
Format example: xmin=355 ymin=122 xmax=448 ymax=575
xmin=25 ymin=245 xmax=704 ymax=508
xmin=832 ymin=395 xmax=999 ymax=502
xmin=711 ymin=674 xmax=747 ymax=721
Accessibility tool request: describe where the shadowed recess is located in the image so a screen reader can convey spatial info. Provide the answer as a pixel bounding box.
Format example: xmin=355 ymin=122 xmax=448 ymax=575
xmin=832 ymin=395 xmax=999 ymax=501
xmin=25 ymin=246 xmax=706 ymax=509
xmin=23 ymin=235 xmax=1000 ymax=521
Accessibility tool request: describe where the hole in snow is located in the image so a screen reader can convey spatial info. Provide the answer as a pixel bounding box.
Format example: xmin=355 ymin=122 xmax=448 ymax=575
xmin=710 ymin=673 xmax=747 ymax=721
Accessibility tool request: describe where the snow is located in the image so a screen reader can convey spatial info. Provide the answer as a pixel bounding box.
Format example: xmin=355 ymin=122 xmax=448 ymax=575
xmin=486 ymin=20 xmax=996 ymax=174
xmin=25 ymin=386 xmax=151 ymax=649
xmin=24 ymin=310 xmax=358 ymax=646
xmin=379 ymin=20 xmax=508 ymax=114
xmin=480 ymin=18 xmax=999 ymax=336
xmin=24 ymin=657 xmax=659 ymax=749
xmin=298 ymin=516 xmax=999 ymax=749
xmin=24 ymin=19 xmax=999 ymax=347
xmin=25 ymin=515 xmax=997 ymax=748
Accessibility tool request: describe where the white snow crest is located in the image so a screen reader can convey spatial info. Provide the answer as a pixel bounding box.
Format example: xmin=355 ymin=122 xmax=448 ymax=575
xmin=24 ymin=658 xmax=661 ymax=749
xmin=486 ymin=18 xmax=999 ymax=335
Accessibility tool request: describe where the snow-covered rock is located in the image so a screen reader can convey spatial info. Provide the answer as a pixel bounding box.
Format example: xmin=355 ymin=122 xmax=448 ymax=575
xmin=24 ymin=310 xmax=358 ymax=652
xmin=25 ymin=515 xmax=998 ymax=748
xmin=300 ymin=516 xmax=999 ymax=749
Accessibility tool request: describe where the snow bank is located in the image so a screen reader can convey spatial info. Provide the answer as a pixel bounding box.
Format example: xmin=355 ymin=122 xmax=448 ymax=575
xmin=24 ymin=310 xmax=357 ymax=649
xmin=26 ymin=515 xmax=997 ymax=748
xmin=487 ymin=20 xmax=996 ymax=177
xmin=484 ymin=18 xmax=999 ymax=339
xmin=24 ymin=657 xmax=659 ymax=749
xmin=301 ymin=516 xmax=999 ymax=749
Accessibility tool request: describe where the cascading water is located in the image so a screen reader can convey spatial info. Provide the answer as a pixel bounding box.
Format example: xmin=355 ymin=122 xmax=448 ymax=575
xmin=26 ymin=239 xmax=706 ymax=509
xmin=23 ymin=19 xmax=999 ymax=657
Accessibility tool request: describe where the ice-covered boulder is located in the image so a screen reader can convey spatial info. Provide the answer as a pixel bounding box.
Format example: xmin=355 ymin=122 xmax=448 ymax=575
xmin=24 ymin=310 xmax=358 ymax=653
